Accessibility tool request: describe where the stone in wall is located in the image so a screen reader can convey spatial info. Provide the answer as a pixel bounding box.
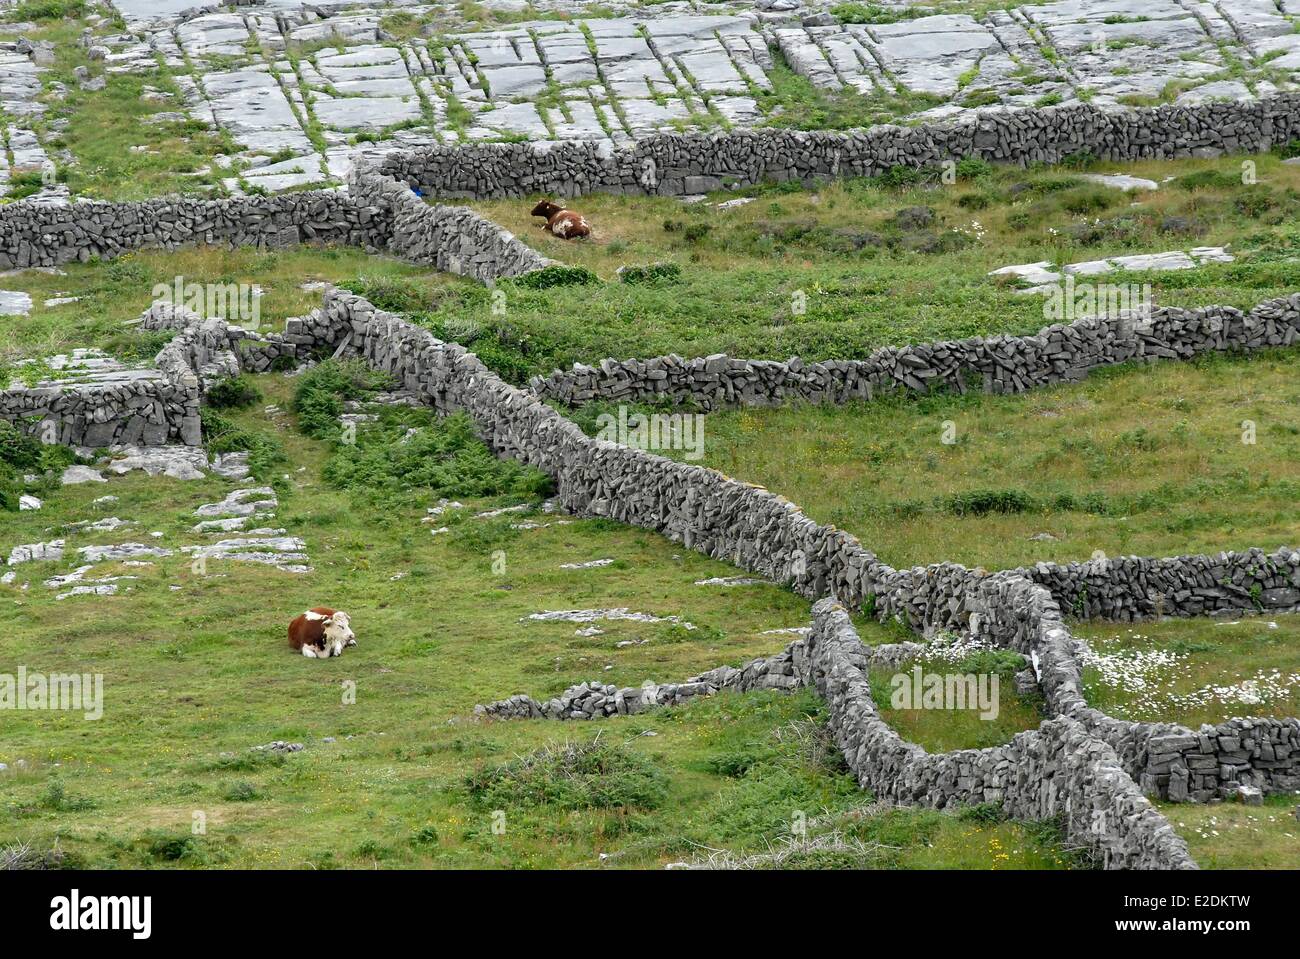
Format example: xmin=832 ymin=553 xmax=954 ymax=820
xmin=0 ymin=343 xmax=200 ymax=449
xmin=305 ymin=287 xmax=1298 ymax=808
xmin=0 ymin=168 xmax=548 ymax=285
xmin=475 ymin=642 xmax=805 ymax=720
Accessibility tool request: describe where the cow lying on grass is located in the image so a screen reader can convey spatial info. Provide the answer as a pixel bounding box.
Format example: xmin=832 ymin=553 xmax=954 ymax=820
xmin=289 ymin=608 xmax=356 ymax=658
xmin=531 ymin=199 xmax=590 ymax=239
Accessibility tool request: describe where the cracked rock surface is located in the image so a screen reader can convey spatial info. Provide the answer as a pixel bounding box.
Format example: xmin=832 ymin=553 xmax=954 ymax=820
xmin=31 ymin=0 xmax=1291 ymax=197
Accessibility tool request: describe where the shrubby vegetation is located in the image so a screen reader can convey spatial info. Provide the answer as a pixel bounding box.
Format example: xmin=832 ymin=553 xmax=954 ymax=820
xmin=290 ymin=359 xmax=390 ymax=440
xmin=291 ymin=360 xmax=551 ymax=504
xmin=5 ymin=0 xmax=84 ymax=21
xmin=204 ymin=375 xmax=263 ymax=410
xmin=617 ymin=262 xmax=682 ymax=284
xmin=830 ymin=2 xmax=914 ymax=24
xmin=465 ymin=739 xmax=669 ymax=812
xmin=199 ymin=408 xmax=284 ymax=481
xmin=0 ymin=421 xmax=75 ymax=511
xmin=0 ymin=841 xmax=81 ymax=870
xmin=322 ymin=409 xmax=551 ymax=501
xmin=511 ymin=265 xmax=599 ymax=289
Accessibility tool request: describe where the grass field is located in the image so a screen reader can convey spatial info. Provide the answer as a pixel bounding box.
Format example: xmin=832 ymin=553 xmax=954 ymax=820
xmin=0 ymin=374 xmax=1078 ymax=869
xmin=0 ymin=247 xmax=430 ymax=373
xmin=439 ymin=153 xmax=1300 ymax=380
xmin=869 ymin=658 xmax=1045 ymax=753
xmin=1161 ymin=793 xmax=1299 ymax=870
xmin=15 ymin=120 xmax=1300 ymax=390
xmin=1075 ymin=615 xmax=1300 ymax=729
xmin=8 ymin=145 xmax=1300 ymax=390
xmin=1086 ymin=612 xmax=1300 ymax=877
xmin=6 ymin=74 xmax=1300 ymax=867
xmin=682 ymin=351 xmax=1300 ymax=570
xmin=3 ymin=360 xmax=1291 ymax=868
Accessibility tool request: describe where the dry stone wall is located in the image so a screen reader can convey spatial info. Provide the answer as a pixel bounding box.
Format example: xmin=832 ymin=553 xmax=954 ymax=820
xmin=1 ymin=308 xmax=202 ymax=448
xmin=805 ymin=598 xmax=1196 ymax=870
xmin=0 ymin=170 xmax=548 ymax=282
xmin=1023 ymin=546 xmax=1300 ymax=622
xmin=0 ymin=191 xmax=387 ymax=271
xmin=300 ymin=287 xmax=1276 ymax=867
xmin=6 ymin=97 xmax=1300 ymax=279
xmin=1013 ymin=548 xmax=1300 ymax=801
xmin=479 ymin=590 xmax=1198 ymax=866
xmin=475 ymin=642 xmax=804 ymax=721
xmin=374 ymin=97 xmax=1300 ymax=200
xmin=0 ymin=169 xmax=550 ymax=443
xmin=4 ymin=94 xmax=1294 ymax=860
xmin=347 ymin=163 xmax=550 ymax=282
xmin=845 ymin=550 xmax=1300 ymax=800
xmin=472 ymin=631 xmax=932 ymax=721
xmin=0 ymin=366 xmax=200 ymax=449
xmin=530 ymin=296 xmax=1300 ymax=410
xmin=142 ymin=302 xmax=302 ymax=382
xmin=508 ymin=285 xmax=1300 ymax=804
xmin=1 ymin=300 xmax=317 ymax=448
xmin=314 ymin=289 xmax=1300 ymax=809
xmin=0 ymin=301 xmax=311 ymax=450
xmin=9 ymin=284 xmax=1294 ymax=814
xmin=8 ymin=283 xmax=1275 ymax=865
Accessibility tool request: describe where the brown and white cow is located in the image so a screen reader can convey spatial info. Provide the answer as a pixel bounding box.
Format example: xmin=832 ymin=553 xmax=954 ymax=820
xmin=530 ymin=199 xmax=590 ymax=240
xmin=288 ymin=607 xmax=357 ymax=658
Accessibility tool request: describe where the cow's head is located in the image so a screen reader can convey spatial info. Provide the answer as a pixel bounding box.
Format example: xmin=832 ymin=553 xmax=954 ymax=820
xmin=324 ymin=611 xmax=356 ymax=655
xmin=531 ymin=199 xmax=561 ymax=219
